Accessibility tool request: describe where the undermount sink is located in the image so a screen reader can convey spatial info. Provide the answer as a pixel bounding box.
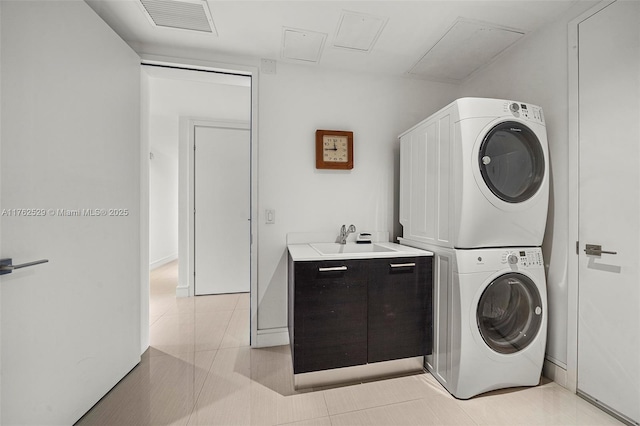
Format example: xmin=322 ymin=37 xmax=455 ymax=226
xmin=310 ymin=242 xmax=398 ymax=256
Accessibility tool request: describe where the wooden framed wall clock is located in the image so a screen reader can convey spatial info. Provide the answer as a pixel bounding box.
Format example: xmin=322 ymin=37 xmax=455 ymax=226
xmin=315 ymin=129 xmax=354 ymax=170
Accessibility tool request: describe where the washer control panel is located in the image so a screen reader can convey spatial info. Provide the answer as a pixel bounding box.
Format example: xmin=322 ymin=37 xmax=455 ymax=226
xmin=501 ymin=250 xmax=543 ymax=268
xmin=504 ymin=101 xmax=545 ymax=124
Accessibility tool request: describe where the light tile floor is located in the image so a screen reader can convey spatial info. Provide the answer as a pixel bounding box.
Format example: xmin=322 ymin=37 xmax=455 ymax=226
xmin=78 ymin=261 xmax=621 ymax=425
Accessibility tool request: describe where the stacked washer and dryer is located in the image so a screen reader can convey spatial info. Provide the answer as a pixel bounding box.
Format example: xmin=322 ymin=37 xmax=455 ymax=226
xmin=398 ymin=98 xmax=549 ymax=399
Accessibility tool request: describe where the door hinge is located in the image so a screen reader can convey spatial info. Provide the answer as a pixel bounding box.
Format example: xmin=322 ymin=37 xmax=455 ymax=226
xmin=576 ymin=240 xmax=579 ymax=255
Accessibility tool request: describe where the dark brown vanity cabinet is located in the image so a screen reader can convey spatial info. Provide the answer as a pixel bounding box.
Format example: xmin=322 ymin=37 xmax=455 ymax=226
xmin=288 ymin=255 xmax=432 ymax=375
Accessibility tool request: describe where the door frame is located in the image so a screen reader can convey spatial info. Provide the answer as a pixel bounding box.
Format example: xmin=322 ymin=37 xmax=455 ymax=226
xmin=140 ymin=55 xmax=259 ymax=347
xmin=186 ymin=119 xmax=251 ymax=296
xmin=566 ymin=0 xmax=616 ymax=394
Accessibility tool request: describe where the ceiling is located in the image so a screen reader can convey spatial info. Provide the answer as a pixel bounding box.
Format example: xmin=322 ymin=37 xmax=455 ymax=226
xmin=87 ymin=0 xmax=580 ymax=82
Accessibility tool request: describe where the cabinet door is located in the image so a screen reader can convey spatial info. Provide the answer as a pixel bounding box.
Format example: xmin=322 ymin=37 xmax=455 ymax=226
xmin=368 ymin=257 xmax=433 ymax=363
xmin=293 ymin=260 xmax=368 ymax=373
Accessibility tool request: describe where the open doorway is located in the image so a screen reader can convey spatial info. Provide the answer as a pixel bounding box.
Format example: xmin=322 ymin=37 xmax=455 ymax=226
xmin=141 ymin=63 xmax=254 ymax=351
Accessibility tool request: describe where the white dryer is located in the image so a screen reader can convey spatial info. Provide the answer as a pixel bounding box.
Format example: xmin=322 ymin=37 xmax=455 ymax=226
xmin=399 ymin=240 xmax=548 ymax=399
xmin=399 ymin=97 xmax=549 ymax=248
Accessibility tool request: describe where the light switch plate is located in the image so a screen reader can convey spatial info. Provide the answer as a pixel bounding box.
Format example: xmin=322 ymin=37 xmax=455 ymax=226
xmin=265 ymin=209 xmax=275 ymax=224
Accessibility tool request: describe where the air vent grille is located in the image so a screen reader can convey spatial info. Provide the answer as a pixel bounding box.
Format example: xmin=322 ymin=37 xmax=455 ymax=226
xmin=139 ymin=0 xmax=216 ymax=34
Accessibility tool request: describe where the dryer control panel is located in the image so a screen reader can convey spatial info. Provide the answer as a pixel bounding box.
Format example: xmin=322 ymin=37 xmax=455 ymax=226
xmin=501 ymin=249 xmax=543 ymax=268
xmin=504 ymin=101 xmax=545 ymax=124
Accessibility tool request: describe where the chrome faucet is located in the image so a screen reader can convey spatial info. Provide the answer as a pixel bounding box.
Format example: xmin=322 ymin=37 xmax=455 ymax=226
xmin=338 ymin=224 xmax=356 ymax=244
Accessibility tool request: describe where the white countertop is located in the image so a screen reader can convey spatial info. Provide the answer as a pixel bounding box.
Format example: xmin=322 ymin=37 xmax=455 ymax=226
xmin=288 ymin=241 xmax=433 ymax=261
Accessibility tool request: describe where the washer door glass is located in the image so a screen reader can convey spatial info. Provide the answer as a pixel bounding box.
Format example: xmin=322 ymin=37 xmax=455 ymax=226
xmin=479 ymin=121 xmax=545 ymax=203
xmin=477 ymin=272 xmax=543 ymax=354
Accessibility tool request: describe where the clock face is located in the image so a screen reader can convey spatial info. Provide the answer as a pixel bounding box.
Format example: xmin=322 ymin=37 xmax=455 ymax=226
xmin=315 ymin=129 xmax=353 ymax=170
xmin=323 ymin=135 xmax=349 ymax=162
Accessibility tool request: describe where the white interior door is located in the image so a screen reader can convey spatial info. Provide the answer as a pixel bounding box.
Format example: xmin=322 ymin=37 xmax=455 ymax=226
xmin=194 ymin=124 xmax=250 ymax=295
xmin=577 ymin=1 xmax=640 ymax=423
xmin=1 ymin=2 xmax=141 ymax=424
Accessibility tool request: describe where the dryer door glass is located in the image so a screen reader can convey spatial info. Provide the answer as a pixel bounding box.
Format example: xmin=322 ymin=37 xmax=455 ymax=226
xmin=479 ymin=121 xmax=545 ymax=203
xmin=476 ymin=272 xmax=543 ymax=354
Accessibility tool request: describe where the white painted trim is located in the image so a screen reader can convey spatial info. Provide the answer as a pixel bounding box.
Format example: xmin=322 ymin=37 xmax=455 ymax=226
xmin=177 ymin=116 xmax=191 ymax=298
xmin=141 ymin=54 xmax=255 ymax=76
xmin=175 ymin=283 xmax=189 ymax=298
xmin=543 ymin=359 xmax=569 ymax=389
xmin=566 ymin=0 xmax=616 ymax=395
xmin=140 ymin=68 xmax=151 ymax=356
xmin=141 ymin=55 xmax=260 ymax=347
xmin=249 ymin=69 xmax=260 ymax=348
xmin=150 ymin=253 xmax=178 ymax=270
xmin=254 ymin=328 xmax=290 ymax=348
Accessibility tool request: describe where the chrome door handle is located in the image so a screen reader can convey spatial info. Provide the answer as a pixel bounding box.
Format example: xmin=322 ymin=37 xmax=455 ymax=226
xmin=0 ymin=258 xmax=49 ymax=275
xmin=584 ymin=244 xmax=617 ymax=256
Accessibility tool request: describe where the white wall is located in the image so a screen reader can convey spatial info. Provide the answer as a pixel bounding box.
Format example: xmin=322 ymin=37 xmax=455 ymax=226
xmin=145 ymin=69 xmax=250 ymax=268
xmin=458 ymin=1 xmax=598 ymax=367
xmin=102 ymin=2 xmax=600 ymax=360
xmin=257 ymin=62 xmax=457 ymax=330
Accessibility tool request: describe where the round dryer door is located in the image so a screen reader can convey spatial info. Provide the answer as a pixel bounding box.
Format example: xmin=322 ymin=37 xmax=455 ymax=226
xmin=479 ymin=121 xmax=545 ymax=203
xmin=476 ymin=272 xmax=543 ymax=354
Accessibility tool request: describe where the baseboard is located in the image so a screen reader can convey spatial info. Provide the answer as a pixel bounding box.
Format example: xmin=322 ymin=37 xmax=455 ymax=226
xmin=150 ymin=253 xmax=178 ymax=270
xmin=253 ymin=328 xmax=289 ymax=348
xmin=543 ymin=358 xmax=569 ymax=389
xmin=294 ymin=356 xmax=423 ymax=389
xmin=175 ymin=284 xmax=189 ymax=298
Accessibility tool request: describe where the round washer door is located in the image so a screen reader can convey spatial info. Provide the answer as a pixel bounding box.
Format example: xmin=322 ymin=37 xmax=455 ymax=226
xmin=476 ymin=272 xmax=543 ymax=354
xmin=479 ymin=121 xmax=545 ymax=203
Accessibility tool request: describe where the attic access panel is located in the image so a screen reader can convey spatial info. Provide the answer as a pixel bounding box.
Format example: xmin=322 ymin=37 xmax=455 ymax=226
xmin=333 ymin=10 xmax=388 ymax=52
xmin=282 ymin=27 xmax=327 ymax=63
xmin=409 ymin=18 xmax=525 ymax=83
xmin=139 ymin=0 xmax=217 ymax=34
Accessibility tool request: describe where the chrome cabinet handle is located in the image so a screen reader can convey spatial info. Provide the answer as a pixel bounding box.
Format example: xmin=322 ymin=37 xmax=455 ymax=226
xmin=584 ymin=244 xmax=617 ymax=256
xmin=318 ymin=266 xmax=347 ymax=272
xmin=1 ymin=258 xmax=49 ymax=275
xmin=390 ymin=263 xmax=416 ymax=268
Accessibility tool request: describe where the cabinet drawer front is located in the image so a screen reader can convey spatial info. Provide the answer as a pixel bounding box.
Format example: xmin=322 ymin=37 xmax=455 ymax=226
xmin=369 ymin=257 xmax=432 ymax=312
xmin=368 ymin=256 xmax=433 ymax=363
xmin=294 ymin=259 xmax=368 ymax=283
xmin=292 ymin=259 xmax=368 ymax=374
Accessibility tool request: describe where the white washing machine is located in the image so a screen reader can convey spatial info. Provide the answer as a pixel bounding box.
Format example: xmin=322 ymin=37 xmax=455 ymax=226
xmin=400 ymin=240 xmax=548 ymax=399
xmin=399 ymin=97 xmax=549 ymax=248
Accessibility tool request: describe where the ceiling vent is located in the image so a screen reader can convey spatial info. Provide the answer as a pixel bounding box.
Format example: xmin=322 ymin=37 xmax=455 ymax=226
xmin=333 ymin=10 xmax=388 ymax=52
xmin=282 ymin=27 xmax=327 ymax=63
xmin=138 ymin=0 xmax=217 ymax=34
xmin=409 ymin=18 xmax=525 ymax=83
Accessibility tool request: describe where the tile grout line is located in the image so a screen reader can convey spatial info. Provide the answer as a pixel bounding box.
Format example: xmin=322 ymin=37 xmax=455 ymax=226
xmin=321 ymin=391 xmax=336 ymax=426
xmin=186 ymin=319 xmax=229 ymax=426
xmin=325 ymin=393 xmax=436 ymax=418
xmin=185 ymin=351 xmax=218 ymax=426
